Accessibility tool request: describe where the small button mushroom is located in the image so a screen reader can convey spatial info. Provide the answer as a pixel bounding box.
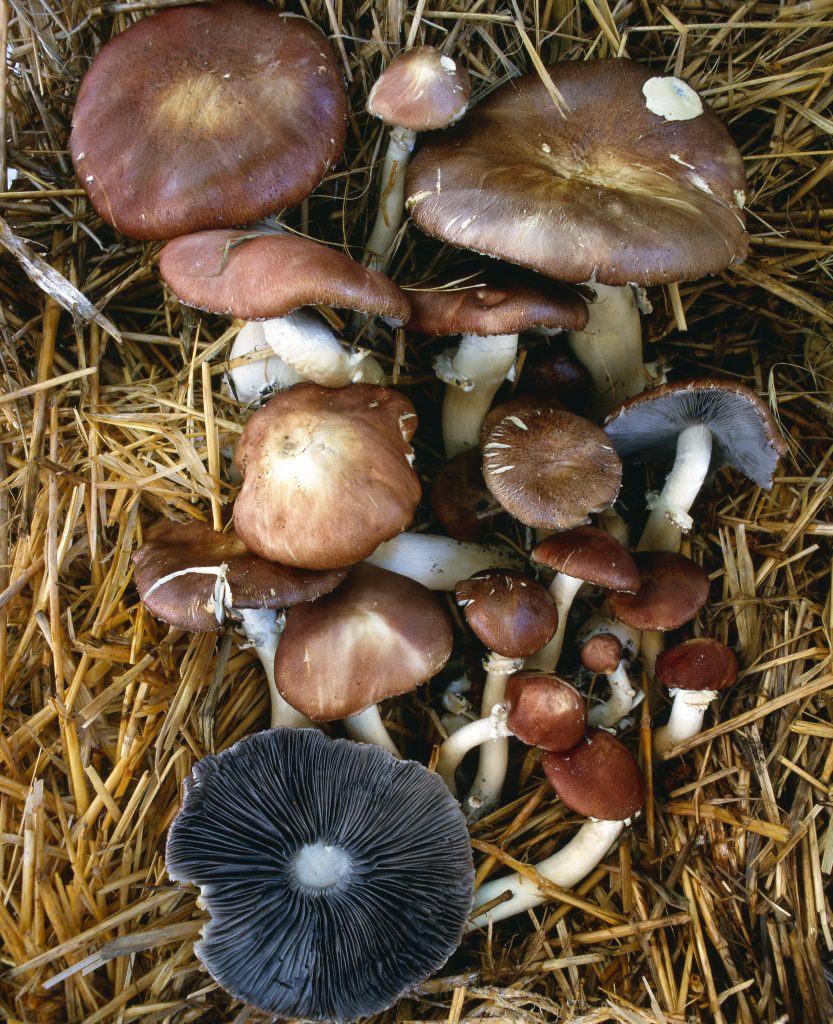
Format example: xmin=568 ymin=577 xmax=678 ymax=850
xmin=582 ymin=632 xmax=641 ymax=728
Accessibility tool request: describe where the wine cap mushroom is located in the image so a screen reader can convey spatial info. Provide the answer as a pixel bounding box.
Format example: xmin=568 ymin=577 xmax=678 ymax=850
xmin=532 ymin=526 xmax=640 ymax=593
xmin=542 ymin=728 xmax=644 ymax=821
xmin=275 ymin=564 xmax=453 ymax=720
xmin=159 ymin=230 xmax=411 ymax=322
xmin=455 ymin=570 xmax=558 ymax=658
xmin=655 ymin=637 xmax=739 ymax=692
xmin=609 ymin=551 xmax=709 ymax=631
xmin=234 ymin=383 xmax=421 ymax=569
xmin=580 ymin=633 xmax=623 ymax=675
xmin=166 ymin=728 xmax=474 ymax=1021
xmin=71 ymin=2 xmax=347 ymax=240
xmin=504 ymin=672 xmax=587 ymax=751
xmin=367 ymin=46 xmax=472 ymax=131
xmin=430 ymin=449 xmax=500 ymax=542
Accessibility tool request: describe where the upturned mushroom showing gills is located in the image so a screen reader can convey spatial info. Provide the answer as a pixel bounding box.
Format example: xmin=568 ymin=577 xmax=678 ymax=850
xmin=166 ymin=728 xmax=474 ymax=1022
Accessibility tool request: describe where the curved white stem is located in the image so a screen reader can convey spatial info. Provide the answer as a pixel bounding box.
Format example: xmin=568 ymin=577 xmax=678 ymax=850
xmin=587 ymin=661 xmax=638 ymax=728
xmin=637 ymin=424 xmax=713 ymax=553
xmin=654 ymin=687 xmax=717 ymax=756
xmin=226 ymin=321 xmax=306 ymax=404
xmin=363 ymin=125 xmax=418 ymax=272
xmin=438 ymin=332 xmax=519 ymax=457
xmin=235 ymin=607 xmax=314 ymax=729
xmin=468 ymin=818 xmax=625 ymax=929
xmin=344 ymin=704 xmax=401 ymax=757
xmin=524 ymin=573 xmax=584 ymax=672
xmin=435 ymin=705 xmax=511 ymax=796
xmin=365 ymin=533 xmax=524 ymax=590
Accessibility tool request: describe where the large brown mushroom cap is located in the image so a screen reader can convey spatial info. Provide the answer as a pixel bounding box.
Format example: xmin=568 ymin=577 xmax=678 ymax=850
xmin=532 ymin=525 xmax=640 ymax=591
xmin=367 ymin=46 xmax=472 ymax=131
xmin=160 ymin=230 xmax=411 ymax=322
xmin=234 ymin=384 xmax=421 ymax=569
xmin=655 ymin=637 xmax=739 ymax=692
xmin=275 ymin=564 xmax=454 ymax=719
xmin=542 ymin=729 xmax=645 ymax=821
xmin=455 ymin=570 xmax=558 ymax=658
xmin=70 ymin=2 xmax=347 ymax=240
xmin=132 ymin=519 xmax=346 ymax=632
xmin=407 ymin=59 xmax=747 ymax=285
xmin=609 ymin=551 xmax=709 ymax=631
xmin=504 ymin=672 xmax=587 ymax=751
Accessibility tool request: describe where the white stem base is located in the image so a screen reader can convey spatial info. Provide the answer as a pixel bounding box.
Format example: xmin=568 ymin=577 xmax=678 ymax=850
xmin=524 ymin=573 xmax=584 ymax=672
xmin=654 ymin=687 xmax=717 ymax=756
xmin=640 ymin=629 xmax=665 ymax=682
xmin=468 ymin=818 xmax=625 ymax=929
xmin=436 ymin=706 xmax=510 ymax=796
xmin=236 ymin=607 xmax=314 ymax=729
xmin=345 ymin=704 xmax=401 ymax=757
xmin=464 ymin=659 xmax=523 ymax=822
xmin=226 ymin=321 xmax=305 ymax=404
xmin=587 ymin=661 xmax=638 ymax=728
xmin=262 ymin=309 xmax=383 ymax=388
xmin=363 ymin=126 xmax=417 ymax=272
xmin=365 ymin=533 xmax=524 ymax=590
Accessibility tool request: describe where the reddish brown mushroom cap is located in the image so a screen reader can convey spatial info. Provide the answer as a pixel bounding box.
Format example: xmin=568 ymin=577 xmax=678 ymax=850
xmin=581 ymin=633 xmax=623 ymax=675
xmin=367 ymin=47 xmax=472 ymax=131
xmin=70 ymin=2 xmax=347 ymax=240
xmin=481 ymin=408 xmax=622 ymax=530
xmin=407 ymin=59 xmax=747 ymax=285
xmin=275 ymin=564 xmax=453 ymax=719
xmin=234 ymin=383 xmax=421 ymax=569
xmin=132 ymin=519 xmax=346 ymax=632
xmin=532 ymin=526 xmax=640 ymax=592
xmin=542 ymin=729 xmax=645 ymax=820
xmin=609 ymin=551 xmax=709 ymax=631
xmin=521 ymin=347 xmax=592 ymax=413
xmin=655 ymin=637 xmax=739 ymax=692
xmin=455 ymin=570 xmax=558 ymax=658
xmin=430 ymin=449 xmax=500 ymax=542
xmin=504 ymin=672 xmax=586 ymax=751
xmin=159 ymin=230 xmax=411 ymax=322
xmin=480 ymin=395 xmax=567 ymax=441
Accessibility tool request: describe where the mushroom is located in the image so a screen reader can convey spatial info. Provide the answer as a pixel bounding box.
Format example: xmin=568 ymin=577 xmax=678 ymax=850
xmin=364 ymin=531 xmax=525 ymax=590
xmin=166 ymin=728 xmax=474 ymax=1021
xmin=70 ymin=1 xmax=347 ymax=240
xmin=581 ymin=632 xmax=640 ymax=728
xmin=430 ymin=448 xmax=501 ymax=542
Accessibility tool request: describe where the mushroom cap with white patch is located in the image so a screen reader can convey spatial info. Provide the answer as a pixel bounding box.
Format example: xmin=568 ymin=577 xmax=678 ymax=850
xmin=455 ymin=569 xmax=558 ymax=658
xmin=367 ymin=46 xmax=472 ymax=131
xmin=406 ymin=59 xmax=748 ymax=286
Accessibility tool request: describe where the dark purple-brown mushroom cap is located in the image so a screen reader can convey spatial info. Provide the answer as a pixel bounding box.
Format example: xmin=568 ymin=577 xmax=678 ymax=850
xmin=430 ymin=448 xmax=500 ymax=542
xmin=160 ymin=230 xmax=411 ymax=322
xmin=504 ymin=672 xmax=587 ymax=751
xmin=234 ymin=383 xmax=421 ymax=569
xmin=166 ymin=728 xmax=474 ymax=1021
xmin=367 ymin=47 xmax=472 ymax=131
xmin=132 ymin=519 xmax=346 ymax=632
xmin=655 ymin=637 xmax=739 ymax=692
xmin=542 ymin=729 xmax=645 ymax=820
xmin=532 ymin=526 xmax=640 ymax=592
xmin=455 ymin=570 xmax=558 ymax=658
xmin=275 ymin=564 xmax=453 ymax=720
xmin=521 ymin=346 xmax=592 ymax=412
xmin=581 ymin=633 xmax=623 ymax=675
xmin=609 ymin=551 xmax=709 ymax=631
xmin=407 ymin=59 xmax=747 ymax=285
xmin=71 ymin=2 xmax=347 ymax=240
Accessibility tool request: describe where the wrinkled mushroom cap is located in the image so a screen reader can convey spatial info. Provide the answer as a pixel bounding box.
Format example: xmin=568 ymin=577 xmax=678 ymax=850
xmin=542 ymin=728 xmax=645 ymax=820
xmin=132 ymin=519 xmax=346 ymax=631
xmin=481 ymin=408 xmax=622 ymax=530
xmin=234 ymin=384 xmax=421 ymax=569
xmin=609 ymin=551 xmax=709 ymax=631
xmin=604 ymin=379 xmax=787 ymax=489
xmin=367 ymin=46 xmax=472 ymax=131
xmin=160 ymin=230 xmax=411 ymax=322
xmin=455 ymin=570 xmax=558 ymax=658
xmin=532 ymin=526 xmax=640 ymax=592
xmin=407 ymin=59 xmax=747 ymax=285
xmin=504 ymin=672 xmax=587 ymax=751
xmin=166 ymin=728 xmax=474 ymax=1021
xmin=71 ymin=3 xmax=346 ymax=240
xmin=655 ymin=637 xmax=739 ymax=692
xmin=275 ymin=564 xmax=453 ymax=719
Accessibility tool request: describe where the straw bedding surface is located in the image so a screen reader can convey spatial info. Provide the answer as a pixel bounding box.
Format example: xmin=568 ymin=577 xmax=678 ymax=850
xmin=1 ymin=1 xmax=832 ymax=1022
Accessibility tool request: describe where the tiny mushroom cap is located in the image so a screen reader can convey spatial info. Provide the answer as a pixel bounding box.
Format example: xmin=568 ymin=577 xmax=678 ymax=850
xmin=70 ymin=2 xmax=346 ymax=240
xmin=430 ymin=449 xmax=500 ymax=542
xmin=132 ymin=519 xmax=346 ymax=632
xmin=455 ymin=570 xmax=558 ymax=658
xmin=482 ymin=408 xmax=622 ymax=530
xmin=159 ymin=230 xmax=411 ymax=322
xmin=542 ymin=728 xmax=645 ymax=821
xmin=165 ymin=728 xmax=474 ymax=1022
xmin=406 ymin=59 xmax=748 ymax=285
xmin=655 ymin=637 xmax=739 ymax=692
xmin=609 ymin=551 xmax=709 ymax=631
xmin=367 ymin=46 xmax=472 ymax=131
xmin=604 ymin=378 xmax=787 ymax=489
xmin=532 ymin=526 xmax=640 ymax=592
xmin=581 ymin=633 xmax=623 ymax=675
xmin=234 ymin=383 xmax=421 ymax=569
xmin=274 ymin=564 xmax=453 ymax=720
xmin=504 ymin=672 xmax=587 ymax=751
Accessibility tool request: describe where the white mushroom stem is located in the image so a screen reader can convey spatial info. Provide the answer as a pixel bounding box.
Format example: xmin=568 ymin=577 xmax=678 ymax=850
xmin=363 ymin=125 xmax=418 ymax=272
xmin=365 ymin=533 xmax=524 ymax=590
xmin=468 ymin=817 xmax=625 ymax=929
xmin=640 ymin=629 xmax=665 ymax=682
xmin=523 ymin=573 xmax=585 ymax=672
xmin=578 ymin=611 xmax=642 ymax=663
xmin=587 ymin=660 xmax=639 ymax=728
xmin=637 ymin=423 xmax=713 ymax=552
xmin=344 ymin=705 xmax=402 ymax=756
xmin=597 ymin=506 xmax=630 ymax=548
xmin=436 ymin=333 xmax=518 ymax=458
xmin=226 ymin=321 xmax=306 ymax=404
xmin=464 ymin=653 xmax=524 ymax=822
xmin=567 ymin=284 xmax=645 ymax=415
xmin=234 ymin=607 xmax=314 ymax=730
xmin=435 ymin=704 xmax=512 ymax=797
xmin=653 ymin=687 xmax=717 ymax=756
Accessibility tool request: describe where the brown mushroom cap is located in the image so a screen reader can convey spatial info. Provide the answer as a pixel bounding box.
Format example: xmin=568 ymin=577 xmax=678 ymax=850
xmin=609 ymin=551 xmax=709 ymax=631
xmin=407 ymin=59 xmax=747 ymax=285
xmin=655 ymin=637 xmax=739 ymax=692
xmin=70 ymin=2 xmax=347 ymax=240
xmin=542 ymin=729 xmax=645 ymax=820
xmin=159 ymin=230 xmax=411 ymax=322
xmin=604 ymin=378 xmax=787 ymax=490
xmin=367 ymin=47 xmax=472 ymax=131
xmin=455 ymin=570 xmax=558 ymax=658
xmin=275 ymin=564 xmax=453 ymax=719
xmin=234 ymin=383 xmax=421 ymax=569
xmin=580 ymin=633 xmax=623 ymax=675
xmin=481 ymin=408 xmax=622 ymax=530
xmin=430 ymin=448 xmax=500 ymax=542
xmin=504 ymin=672 xmax=587 ymax=751
xmin=132 ymin=519 xmax=347 ymax=632
xmin=532 ymin=526 xmax=640 ymax=592
xmin=480 ymin=394 xmax=567 ymax=441
xmin=521 ymin=347 xmax=592 ymax=413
